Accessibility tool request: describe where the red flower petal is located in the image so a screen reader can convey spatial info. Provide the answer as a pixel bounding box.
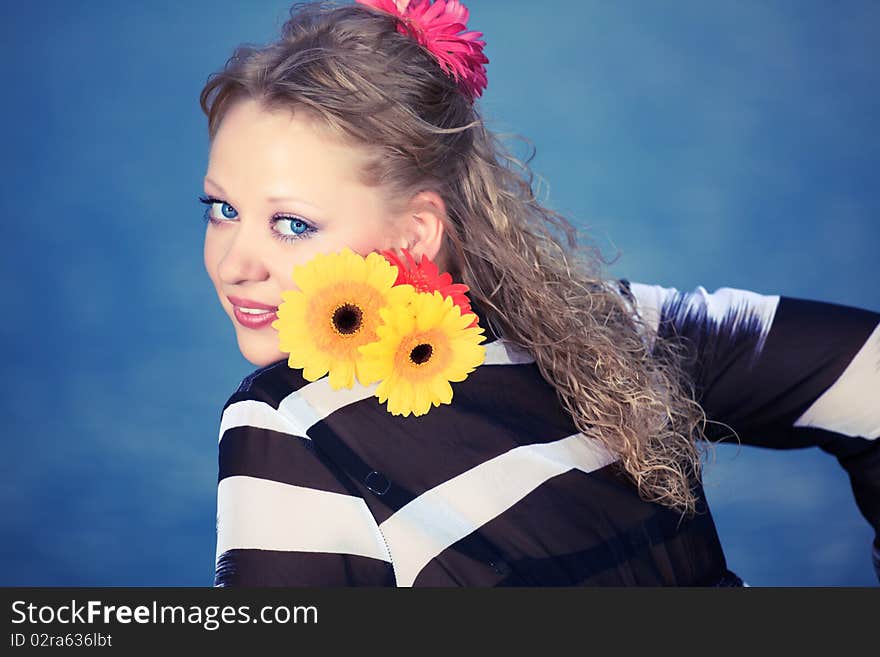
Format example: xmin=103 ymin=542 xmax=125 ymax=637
xmin=355 ymin=0 xmax=488 ymax=100
xmin=378 ymin=247 xmax=477 ymax=325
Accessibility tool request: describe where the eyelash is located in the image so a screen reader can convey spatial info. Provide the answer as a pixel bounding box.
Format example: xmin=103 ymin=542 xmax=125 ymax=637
xmin=198 ymin=195 xmax=319 ymax=243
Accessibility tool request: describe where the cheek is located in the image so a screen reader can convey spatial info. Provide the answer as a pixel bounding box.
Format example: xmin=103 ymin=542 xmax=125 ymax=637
xmin=267 ymin=244 xmax=323 ymax=291
xmin=203 ymin=230 xmax=222 ymax=285
xmin=343 ymin=218 xmax=402 ymax=255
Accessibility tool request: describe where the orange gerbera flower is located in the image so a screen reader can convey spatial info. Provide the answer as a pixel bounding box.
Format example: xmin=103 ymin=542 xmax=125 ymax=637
xmin=380 ymin=248 xmax=477 ymax=327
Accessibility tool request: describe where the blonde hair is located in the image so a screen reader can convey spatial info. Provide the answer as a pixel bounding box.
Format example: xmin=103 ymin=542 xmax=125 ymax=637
xmin=199 ymin=1 xmax=711 ymax=515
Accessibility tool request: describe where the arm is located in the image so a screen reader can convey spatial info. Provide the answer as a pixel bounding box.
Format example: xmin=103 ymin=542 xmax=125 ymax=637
xmin=213 ymin=370 xmax=395 ymax=587
xmin=620 ymin=280 xmax=880 ymax=579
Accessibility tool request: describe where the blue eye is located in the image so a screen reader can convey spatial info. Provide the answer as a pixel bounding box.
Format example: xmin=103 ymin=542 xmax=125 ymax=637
xmin=275 ymin=217 xmax=316 ymax=239
xmin=198 ymin=195 xmax=237 ymax=223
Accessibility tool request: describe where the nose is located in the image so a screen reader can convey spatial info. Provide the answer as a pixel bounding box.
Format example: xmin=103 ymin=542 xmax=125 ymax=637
xmin=215 ymin=217 xmax=270 ymax=286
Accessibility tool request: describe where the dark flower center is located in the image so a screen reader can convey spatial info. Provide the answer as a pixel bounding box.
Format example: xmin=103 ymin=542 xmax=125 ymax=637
xmin=409 ymin=343 xmax=433 ymax=365
xmin=332 ymin=303 xmax=363 ymax=335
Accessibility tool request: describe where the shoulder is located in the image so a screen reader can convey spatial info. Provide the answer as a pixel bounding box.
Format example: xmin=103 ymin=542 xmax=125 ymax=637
xmin=616 ymin=278 xmax=782 ymax=337
xmin=222 ymin=357 xmax=310 ymax=412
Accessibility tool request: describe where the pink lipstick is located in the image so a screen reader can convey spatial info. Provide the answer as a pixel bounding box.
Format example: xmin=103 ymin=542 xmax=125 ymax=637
xmin=227 ymin=295 xmax=279 ymax=330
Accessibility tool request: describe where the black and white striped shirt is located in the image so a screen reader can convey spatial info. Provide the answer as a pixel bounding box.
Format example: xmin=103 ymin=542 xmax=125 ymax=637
xmin=213 ymin=280 xmax=880 ymax=586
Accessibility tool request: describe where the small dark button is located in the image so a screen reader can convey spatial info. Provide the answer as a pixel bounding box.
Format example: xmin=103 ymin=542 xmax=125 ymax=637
xmin=364 ymin=471 xmax=391 ymax=496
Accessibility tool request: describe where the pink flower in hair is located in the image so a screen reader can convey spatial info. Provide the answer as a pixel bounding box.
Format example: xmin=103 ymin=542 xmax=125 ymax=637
xmin=355 ymin=0 xmax=489 ymax=101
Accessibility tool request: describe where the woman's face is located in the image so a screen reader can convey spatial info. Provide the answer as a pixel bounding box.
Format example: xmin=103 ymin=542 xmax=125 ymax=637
xmin=203 ymin=98 xmax=408 ymax=367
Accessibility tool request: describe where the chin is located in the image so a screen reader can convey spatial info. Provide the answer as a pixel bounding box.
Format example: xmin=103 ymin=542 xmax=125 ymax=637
xmin=234 ymin=331 xmax=286 ymax=368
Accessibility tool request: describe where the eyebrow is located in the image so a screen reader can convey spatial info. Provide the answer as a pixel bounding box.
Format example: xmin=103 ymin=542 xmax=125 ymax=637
xmin=203 ymin=177 xmax=323 ymax=209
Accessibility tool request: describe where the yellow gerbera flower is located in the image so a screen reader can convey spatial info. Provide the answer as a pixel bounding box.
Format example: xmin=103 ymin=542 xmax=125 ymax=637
xmin=357 ymin=290 xmax=487 ymax=417
xmin=271 ymin=247 xmax=414 ymax=389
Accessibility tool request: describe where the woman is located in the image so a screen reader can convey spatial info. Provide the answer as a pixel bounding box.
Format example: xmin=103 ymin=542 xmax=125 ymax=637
xmin=199 ymin=0 xmax=880 ymax=586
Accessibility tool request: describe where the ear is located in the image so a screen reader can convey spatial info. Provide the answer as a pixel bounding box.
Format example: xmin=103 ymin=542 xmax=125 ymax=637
xmin=394 ymin=189 xmax=447 ymax=263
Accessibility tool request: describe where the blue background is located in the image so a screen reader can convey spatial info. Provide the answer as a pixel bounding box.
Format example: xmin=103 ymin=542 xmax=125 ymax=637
xmin=2 ymin=0 xmax=877 ymax=586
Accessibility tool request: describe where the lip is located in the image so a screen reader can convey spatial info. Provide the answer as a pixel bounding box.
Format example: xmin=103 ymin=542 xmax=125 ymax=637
xmin=227 ymin=295 xmax=278 ymax=310
xmin=227 ymin=295 xmax=279 ymax=330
